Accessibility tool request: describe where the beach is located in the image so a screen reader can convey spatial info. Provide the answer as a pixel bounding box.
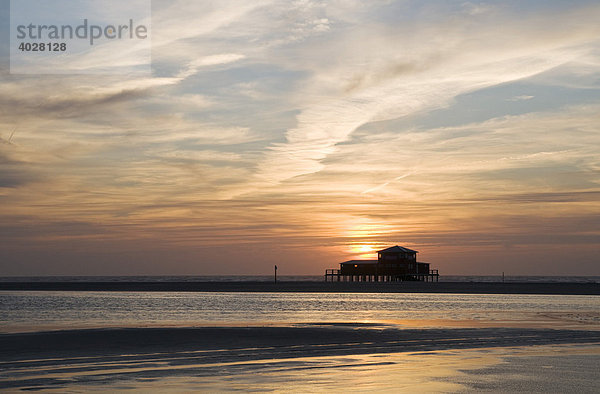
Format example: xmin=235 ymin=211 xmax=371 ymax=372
xmin=1 ymin=288 xmax=599 ymax=391
xmin=4 ymin=325 xmax=600 ymax=362
xmin=1 ymin=326 xmax=599 ymax=392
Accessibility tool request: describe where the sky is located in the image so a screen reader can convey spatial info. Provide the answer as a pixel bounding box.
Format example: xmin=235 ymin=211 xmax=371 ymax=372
xmin=0 ymin=0 xmax=599 ymax=276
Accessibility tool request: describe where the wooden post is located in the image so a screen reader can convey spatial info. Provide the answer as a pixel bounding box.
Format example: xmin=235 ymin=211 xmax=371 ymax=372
xmin=274 ymin=265 xmax=277 ymax=283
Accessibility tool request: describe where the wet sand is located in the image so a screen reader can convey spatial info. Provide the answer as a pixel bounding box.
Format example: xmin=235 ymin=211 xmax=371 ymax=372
xmin=3 ymin=325 xmax=600 ymax=362
xmin=1 ymin=281 xmax=599 ymax=294
xmin=1 ymin=325 xmax=599 ymax=391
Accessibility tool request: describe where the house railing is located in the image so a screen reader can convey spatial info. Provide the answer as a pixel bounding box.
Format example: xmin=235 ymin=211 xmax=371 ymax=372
xmin=325 ymin=268 xmax=439 ymax=282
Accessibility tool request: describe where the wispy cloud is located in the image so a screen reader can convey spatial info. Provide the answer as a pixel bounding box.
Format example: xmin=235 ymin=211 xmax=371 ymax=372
xmin=507 ymin=95 xmax=534 ymax=101
xmin=256 ymin=2 xmax=600 ymax=184
xmin=176 ymin=53 xmax=247 ymax=79
xmin=361 ymin=173 xmax=413 ymax=194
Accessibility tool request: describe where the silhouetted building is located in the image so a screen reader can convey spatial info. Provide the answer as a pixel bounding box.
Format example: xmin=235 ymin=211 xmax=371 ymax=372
xmin=325 ymin=245 xmax=438 ymax=282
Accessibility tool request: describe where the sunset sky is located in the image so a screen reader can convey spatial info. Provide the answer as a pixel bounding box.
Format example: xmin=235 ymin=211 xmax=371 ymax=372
xmin=1 ymin=0 xmax=599 ymax=276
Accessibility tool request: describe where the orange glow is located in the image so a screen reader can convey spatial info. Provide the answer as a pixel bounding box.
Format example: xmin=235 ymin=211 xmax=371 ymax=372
xmin=345 ymin=223 xmax=396 ymax=239
xmin=348 ymin=243 xmax=378 ymax=259
xmin=350 ymin=244 xmax=374 ymax=254
xmin=343 ymin=220 xmax=394 ymax=258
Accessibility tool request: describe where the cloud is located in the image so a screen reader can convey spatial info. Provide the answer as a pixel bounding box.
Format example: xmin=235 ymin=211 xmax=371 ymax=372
xmin=506 ymin=95 xmax=534 ymax=101
xmin=361 ymin=172 xmax=413 ymax=195
xmin=259 ymin=98 xmax=600 ymax=201
xmin=176 ymin=53 xmax=246 ymax=79
xmin=255 ymin=2 xmax=600 ymax=184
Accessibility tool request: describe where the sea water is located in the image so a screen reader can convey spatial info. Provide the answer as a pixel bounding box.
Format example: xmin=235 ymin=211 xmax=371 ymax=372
xmin=1 ymin=291 xmax=598 ymax=333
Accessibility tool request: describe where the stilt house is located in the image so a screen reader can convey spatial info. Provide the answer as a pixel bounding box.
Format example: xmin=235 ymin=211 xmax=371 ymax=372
xmin=325 ymin=245 xmax=439 ymax=282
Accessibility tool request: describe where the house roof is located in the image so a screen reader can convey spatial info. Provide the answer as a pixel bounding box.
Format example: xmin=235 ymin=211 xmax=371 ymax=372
xmin=340 ymin=260 xmax=378 ymax=265
xmin=377 ymin=245 xmax=418 ymax=254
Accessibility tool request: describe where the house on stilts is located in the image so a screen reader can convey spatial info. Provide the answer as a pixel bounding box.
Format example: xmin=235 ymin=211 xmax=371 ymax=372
xmin=324 ymin=245 xmax=439 ymax=282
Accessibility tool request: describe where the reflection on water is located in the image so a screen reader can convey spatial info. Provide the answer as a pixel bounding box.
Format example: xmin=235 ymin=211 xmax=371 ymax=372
xmin=1 ymin=291 xmax=598 ymax=332
xmin=3 ymin=344 xmax=598 ymax=393
xmin=0 ymin=346 xmax=497 ymax=392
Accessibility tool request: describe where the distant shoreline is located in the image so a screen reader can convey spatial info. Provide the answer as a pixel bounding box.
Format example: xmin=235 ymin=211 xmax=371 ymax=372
xmin=0 ymin=281 xmax=598 ymax=295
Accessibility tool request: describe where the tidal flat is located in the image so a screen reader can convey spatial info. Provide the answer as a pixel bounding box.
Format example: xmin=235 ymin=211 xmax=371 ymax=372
xmin=1 ymin=291 xmax=598 ymax=392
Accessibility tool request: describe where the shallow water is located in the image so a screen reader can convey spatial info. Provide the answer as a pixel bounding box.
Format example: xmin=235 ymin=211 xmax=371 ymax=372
xmin=1 ymin=291 xmax=598 ymax=333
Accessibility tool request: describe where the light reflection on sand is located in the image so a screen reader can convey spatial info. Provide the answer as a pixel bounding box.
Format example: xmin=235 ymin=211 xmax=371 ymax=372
xmin=0 ymin=349 xmax=496 ymax=393
xmin=1 ymin=325 xmax=599 ymax=392
xmin=4 ymin=345 xmax=598 ymax=393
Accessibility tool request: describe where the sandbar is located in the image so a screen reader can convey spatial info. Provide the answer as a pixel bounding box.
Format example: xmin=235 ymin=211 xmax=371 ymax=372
xmin=0 ymin=281 xmax=598 ymax=294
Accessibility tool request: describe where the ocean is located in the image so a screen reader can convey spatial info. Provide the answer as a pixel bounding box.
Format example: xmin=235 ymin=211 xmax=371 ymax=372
xmin=1 ymin=290 xmax=599 ymax=333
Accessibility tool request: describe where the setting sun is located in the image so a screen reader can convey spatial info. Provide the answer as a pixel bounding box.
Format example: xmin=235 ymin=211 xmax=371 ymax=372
xmin=348 ymin=243 xmax=379 ymax=258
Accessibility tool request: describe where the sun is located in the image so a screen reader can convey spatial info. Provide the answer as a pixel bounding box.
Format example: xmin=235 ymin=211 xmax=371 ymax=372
xmin=352 ymin=244 xmax=374 ymax=253
xmin=348 ymin=243 xmax=378 ymax=258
